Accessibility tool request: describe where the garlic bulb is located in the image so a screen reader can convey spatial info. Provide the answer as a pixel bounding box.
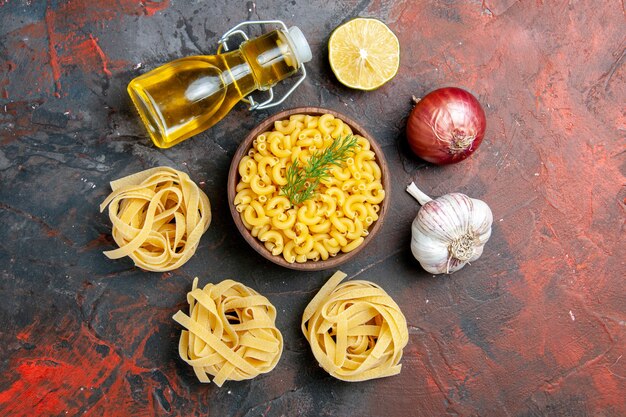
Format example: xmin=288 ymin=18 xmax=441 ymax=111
xmin=406 ymin=182 xmax=493 ymax=274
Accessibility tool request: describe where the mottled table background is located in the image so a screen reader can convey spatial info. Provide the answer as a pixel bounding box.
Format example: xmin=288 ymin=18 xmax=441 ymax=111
xmin=1 ymin=1 xmax=624 ymax=416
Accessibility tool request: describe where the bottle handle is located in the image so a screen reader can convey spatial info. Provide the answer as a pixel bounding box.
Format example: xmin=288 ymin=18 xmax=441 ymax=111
xmin=217 ymin=20 xmax=307 ymax=111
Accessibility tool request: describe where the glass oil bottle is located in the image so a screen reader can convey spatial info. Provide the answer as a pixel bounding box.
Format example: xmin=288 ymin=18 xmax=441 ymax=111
xmin=127 ymin=23 xmax=312 ymax=148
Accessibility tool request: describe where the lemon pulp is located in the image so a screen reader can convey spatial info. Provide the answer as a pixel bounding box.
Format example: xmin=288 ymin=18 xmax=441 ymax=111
xmin=328 ymin=18 xmax=400 ymax=91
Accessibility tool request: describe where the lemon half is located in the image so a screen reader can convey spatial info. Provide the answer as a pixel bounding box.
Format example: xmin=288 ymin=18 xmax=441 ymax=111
xmin=328 ymin=18 xmax=400 ymax=91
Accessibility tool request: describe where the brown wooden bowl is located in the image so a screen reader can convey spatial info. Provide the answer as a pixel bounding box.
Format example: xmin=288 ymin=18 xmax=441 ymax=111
xmin=227 ymin=107 xmax=390 ymax=271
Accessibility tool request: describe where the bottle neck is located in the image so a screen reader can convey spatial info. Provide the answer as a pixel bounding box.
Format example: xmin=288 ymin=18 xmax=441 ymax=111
xmin=216 ymin=49 xmax=260 ymax=99
xmin=239 ymin=30 xmax=300 ymax=91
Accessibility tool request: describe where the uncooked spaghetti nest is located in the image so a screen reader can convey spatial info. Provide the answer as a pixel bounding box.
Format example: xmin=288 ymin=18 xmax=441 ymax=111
xmin=99 ymin=167 xmax=211 ymax=272
xmin=173 ymin=278 xmax=283 ymax=386
xmin=301 ymin=271 xmax=409 ymax=381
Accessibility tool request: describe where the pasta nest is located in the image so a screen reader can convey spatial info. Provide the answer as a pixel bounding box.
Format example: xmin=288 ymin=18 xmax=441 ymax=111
xmin=173 ymin=278 xmax=283 ymax=386
xmin=100 ymin=167 xmax=211 ymax=272
xmin=302 ymin=271 xmax=408 ymax=381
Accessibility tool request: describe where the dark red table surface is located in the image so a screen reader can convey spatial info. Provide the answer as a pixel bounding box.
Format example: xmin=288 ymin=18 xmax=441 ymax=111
xmin=1 ymin=1 xmax=624 ymax=416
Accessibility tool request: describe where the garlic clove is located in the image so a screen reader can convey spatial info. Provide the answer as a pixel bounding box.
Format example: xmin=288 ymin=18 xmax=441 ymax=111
xmin=468 ymin=198 xmax=493 ymax=239
xmin=468 ymin=244 xmax=484 ymax=263
xmin=411 ymin=236 xmax=468 ymax=274
xmin=414 ymin=193 xmax=474 ymax=243
xmin=410 ymin=229 xmax=450 ymax=274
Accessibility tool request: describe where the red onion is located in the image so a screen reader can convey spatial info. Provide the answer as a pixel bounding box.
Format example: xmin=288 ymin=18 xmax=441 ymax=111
xmin=406 ymin=87 xmax=486 ymax=165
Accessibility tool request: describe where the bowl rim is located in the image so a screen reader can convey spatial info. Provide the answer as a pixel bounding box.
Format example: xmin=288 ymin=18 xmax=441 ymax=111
xmin=227 ymin=106 xmax=390 ymax=271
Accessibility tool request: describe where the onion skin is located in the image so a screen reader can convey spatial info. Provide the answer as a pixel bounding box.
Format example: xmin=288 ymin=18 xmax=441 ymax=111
xmin=407 ymin=87 xmax=486 ymax=165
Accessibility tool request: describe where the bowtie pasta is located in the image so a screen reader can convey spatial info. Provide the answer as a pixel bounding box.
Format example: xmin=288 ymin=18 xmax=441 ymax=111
xmin=234 ymin=113 xmax=385 ymax=264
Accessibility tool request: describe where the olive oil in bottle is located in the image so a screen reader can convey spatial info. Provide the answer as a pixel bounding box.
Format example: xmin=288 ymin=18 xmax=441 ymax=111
xmin=127 ymin=27 xmax=312 ymax=148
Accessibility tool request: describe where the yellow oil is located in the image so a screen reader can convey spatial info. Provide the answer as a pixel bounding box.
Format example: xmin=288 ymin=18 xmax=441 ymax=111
xmin=128 ymin=30 xmax=300 ymax=148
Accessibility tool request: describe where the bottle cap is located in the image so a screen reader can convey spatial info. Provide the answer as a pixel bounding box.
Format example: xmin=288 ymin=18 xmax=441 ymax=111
xmin=286 ymin=26 xmax=312 ymax=66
